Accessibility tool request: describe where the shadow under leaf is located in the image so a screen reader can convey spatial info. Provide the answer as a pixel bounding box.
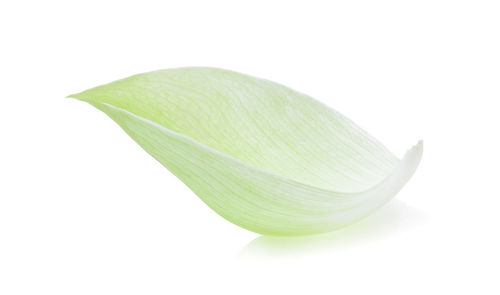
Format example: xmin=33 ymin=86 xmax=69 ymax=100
xmin=238 ymin=200 xmax=426 ymax=259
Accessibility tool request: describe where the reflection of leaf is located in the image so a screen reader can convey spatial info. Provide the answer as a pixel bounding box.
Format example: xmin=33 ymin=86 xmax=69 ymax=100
xmin=70 ymin=67 xmax=422 ymax=236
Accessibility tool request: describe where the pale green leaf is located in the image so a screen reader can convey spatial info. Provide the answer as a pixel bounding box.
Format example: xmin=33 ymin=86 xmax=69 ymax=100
xmin=70 ymin=67 xmax=422 ymax=236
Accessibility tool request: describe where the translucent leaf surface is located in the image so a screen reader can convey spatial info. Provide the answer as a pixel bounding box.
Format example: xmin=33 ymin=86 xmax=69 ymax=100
xmin=70 ymin=67 xmax=422 ymax=236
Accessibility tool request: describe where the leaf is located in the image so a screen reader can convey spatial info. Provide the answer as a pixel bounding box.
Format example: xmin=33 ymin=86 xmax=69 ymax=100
xmin=69 ymin=67 xmax=422 ymax=236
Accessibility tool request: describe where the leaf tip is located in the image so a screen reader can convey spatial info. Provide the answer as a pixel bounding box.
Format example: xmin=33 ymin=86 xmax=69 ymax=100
xmin=66 ymin=91 xmax=91 ymax=102
xmin=415 ymin=139 xmax=423 ymax=152
xmin=402 ymin=140 xmax=423 ymax=172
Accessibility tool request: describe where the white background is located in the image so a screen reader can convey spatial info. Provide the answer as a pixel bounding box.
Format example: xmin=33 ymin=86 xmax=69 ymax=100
xmin=1 ymin=0 xmax=499 ymax=294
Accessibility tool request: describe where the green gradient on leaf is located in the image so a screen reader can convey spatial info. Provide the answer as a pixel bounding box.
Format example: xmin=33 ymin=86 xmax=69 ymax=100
xmin=70 ymin=67 xmax=422 ymax=236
